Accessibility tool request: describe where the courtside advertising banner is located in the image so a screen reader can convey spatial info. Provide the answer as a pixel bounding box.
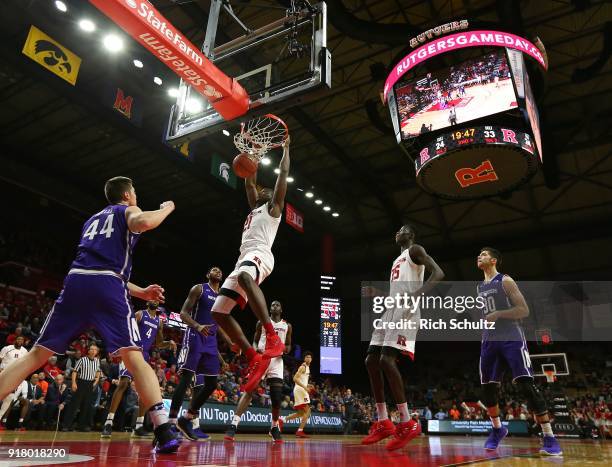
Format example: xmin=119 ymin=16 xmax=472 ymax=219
xmin=164 ymin=400 xmax=343 ymax=433
xmin=22 ymin=25 xmax=81 ymax=85
xmin=383 ymin=30 xmax=548 ymax=101
xmin=428 ymin=420 xmax=529 ymax=435
xmin=89 ymin=0 xmax=249 ymax=119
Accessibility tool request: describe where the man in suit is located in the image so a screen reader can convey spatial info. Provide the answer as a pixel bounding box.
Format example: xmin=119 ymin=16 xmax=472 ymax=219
xmin=26 ymin=373 xmax=45 ymax=428
xmin=42 ymin=374 xmax=71 ymax=429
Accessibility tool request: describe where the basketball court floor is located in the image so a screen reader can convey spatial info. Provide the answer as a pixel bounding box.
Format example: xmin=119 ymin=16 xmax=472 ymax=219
xmin=0 ymin=432 xmax=609 ymax=466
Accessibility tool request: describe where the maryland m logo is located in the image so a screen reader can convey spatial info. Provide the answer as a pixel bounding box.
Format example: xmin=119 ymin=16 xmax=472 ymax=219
xmin=113 ymin=89 xmax=134 ymax=119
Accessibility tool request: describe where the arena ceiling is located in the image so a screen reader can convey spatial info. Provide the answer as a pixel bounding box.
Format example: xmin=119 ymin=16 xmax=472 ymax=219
xmin=0 ymin=0 xmax=611 ymax=282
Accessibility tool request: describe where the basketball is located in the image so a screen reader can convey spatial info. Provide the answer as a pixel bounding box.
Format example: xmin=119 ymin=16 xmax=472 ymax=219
xmin=232 ymin=153 xmax=258 ymax=178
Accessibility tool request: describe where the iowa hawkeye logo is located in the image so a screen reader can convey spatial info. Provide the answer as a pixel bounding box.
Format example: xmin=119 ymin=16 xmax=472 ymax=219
xmin=33 ymin=40 xmax=72 ymax=74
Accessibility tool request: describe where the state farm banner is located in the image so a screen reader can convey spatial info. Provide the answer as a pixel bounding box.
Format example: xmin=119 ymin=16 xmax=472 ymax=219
xmin=286 ymin=203 xmax=304 ymax=233
xmin=90 ymin=0 xmax=248 ymax=119
xmin=383 ymin=30 xmax=548 ymax=101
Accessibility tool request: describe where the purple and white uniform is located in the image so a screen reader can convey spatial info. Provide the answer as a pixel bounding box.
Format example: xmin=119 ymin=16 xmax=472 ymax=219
xmin=120 ymin=311 xmax=160 ymax=379
xmin=478 ymin=273 xmax=533 ymax=384
xmin=36 ymin=204 xmax=142 ymax=355
xmin=177 ymin=283 xmax=220 ymax=376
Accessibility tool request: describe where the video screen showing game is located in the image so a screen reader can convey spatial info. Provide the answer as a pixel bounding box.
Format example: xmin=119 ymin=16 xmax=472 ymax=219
xmin=395 ymin=50 xmax=518 ymax=138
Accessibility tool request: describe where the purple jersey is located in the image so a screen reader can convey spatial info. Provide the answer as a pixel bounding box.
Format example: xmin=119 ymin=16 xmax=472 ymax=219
xmin=71 ymin=204 xmax=140 ymax=281
xmin=193 ymin=283 xmax=218 ymax=351
xmin=138 ymin=310 xmax=160 ymax=355
xmin=478 ymin=273 xmax=522 ymax=341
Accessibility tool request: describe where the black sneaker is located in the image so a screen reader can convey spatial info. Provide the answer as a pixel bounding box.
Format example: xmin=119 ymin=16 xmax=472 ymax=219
xmin=152 ymin=422 xmax=182 ymax=454
xmin=224 ymin=424 xmax=237 ymax=441
xmin=176 ymin=416 xmax=198 ymax=441
xmin=132 ymin=426 xmax=153 ymax=438
xmin=269 ymin=425 xmax=283 ymax=443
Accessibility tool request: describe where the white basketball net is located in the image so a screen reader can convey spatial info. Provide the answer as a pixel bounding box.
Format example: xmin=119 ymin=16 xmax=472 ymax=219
xmin=234 ymin=115 xmax=288 ymax=161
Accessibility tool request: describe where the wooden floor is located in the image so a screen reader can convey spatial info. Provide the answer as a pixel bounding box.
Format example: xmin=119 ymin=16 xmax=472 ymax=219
xmin=0 ymin=431 xmax=609 ymax=466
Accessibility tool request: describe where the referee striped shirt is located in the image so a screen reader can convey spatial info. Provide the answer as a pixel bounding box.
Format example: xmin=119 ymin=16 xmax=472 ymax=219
xmin=74 ymin=356 xmax=100 ymax=381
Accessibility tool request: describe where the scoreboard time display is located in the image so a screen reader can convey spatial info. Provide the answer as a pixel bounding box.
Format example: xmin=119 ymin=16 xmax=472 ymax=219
xmin=320 ymin=276 xmax=342 ymax=374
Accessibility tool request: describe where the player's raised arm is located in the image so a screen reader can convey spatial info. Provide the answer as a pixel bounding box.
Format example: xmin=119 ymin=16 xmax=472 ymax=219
xmin=409 ymin=244 xmax=445 ymax=296
xmin=270 ymin=136 xmax=290 ymax=217
xmin=245 ymin=174 xmax=258 ymax=210
xmin=487 ymin=276 xmax=529 ymax=321
xmin=125 ymin=201 xmax=175 ymax=233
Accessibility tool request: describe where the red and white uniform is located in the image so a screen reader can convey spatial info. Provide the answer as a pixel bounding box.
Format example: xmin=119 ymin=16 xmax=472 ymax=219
xmin=293 ymin=363 xmax=310 ymax=409
xmin=369 ymin=247 xmax=424 ymax=355
xmin=256 ymin=319 xmax=288 ymax=380
xmin=213 ymin=202 xmax=281 ymax=313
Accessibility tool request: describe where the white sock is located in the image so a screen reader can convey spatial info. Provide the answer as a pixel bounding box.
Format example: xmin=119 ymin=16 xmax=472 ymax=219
xmin=106 ymin=412 xmax=115 ymax=422
xmin=491 ymin=416 xmax=502 ymax=428
xmin=376 ymin=403 xmax=388 ymax=421
xmin=135 ymin=416 xmax=144 ymax=429
xmin=18 ymin=418 xmax=24 ymax=423
xmin=541 ymin=422 xmax=554 ymax=437
xmin=232 ymin=415 xmax=241 ymax=426
xmin=397 ymin=403 xmax=409 ymax=423
xmin=148 ymin=402 xmax=169 ymax=428
xmin=192 ymin=417 xmax=199 ymax=429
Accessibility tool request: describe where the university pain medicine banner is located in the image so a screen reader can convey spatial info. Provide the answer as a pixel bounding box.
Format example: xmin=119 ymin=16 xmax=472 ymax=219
xmin=22 ymin=26 xmax=82 ymax=86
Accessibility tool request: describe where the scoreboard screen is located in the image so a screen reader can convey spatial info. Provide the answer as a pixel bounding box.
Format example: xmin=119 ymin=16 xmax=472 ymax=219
xmin=320 ymin=276 xmax=342 ymax=374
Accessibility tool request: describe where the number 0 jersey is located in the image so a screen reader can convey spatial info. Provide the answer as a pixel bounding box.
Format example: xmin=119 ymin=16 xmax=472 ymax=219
xmin=71 ymin=204 xmax=140 ymax=280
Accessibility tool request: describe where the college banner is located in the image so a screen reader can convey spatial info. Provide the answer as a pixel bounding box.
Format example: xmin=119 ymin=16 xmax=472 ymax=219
xmin=103 ymin=86 xmax=144 ymax=126
xmin=428 ymin=419 xmax=529 ymax=435
xmin=22 ymin=25 xmax=81 ymax=85
xmin=286 ymin=202 xmax=304 ymax=233
xmin=163 ymin=400 xmax=343 ymax=433
xmin=211 ymin=153 xmax=237 ymax=189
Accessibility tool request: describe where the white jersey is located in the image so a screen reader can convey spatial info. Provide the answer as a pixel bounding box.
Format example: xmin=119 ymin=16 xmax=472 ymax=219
xmin=240 ymin=202 xmax=281 ymax=258
xmin=0 ymin=345 xmax=28 ymax=370
xmin=389 ymin=247 xmax=425 ymax=296
xmin=295 ymin=363 xmax=310 ymax=388
xmin=257 ymin=319 xmax=288 ymax=352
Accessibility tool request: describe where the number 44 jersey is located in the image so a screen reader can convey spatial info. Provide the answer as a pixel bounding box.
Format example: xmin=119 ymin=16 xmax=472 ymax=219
xmin=71 ymin=204 xmax=140 ymax=281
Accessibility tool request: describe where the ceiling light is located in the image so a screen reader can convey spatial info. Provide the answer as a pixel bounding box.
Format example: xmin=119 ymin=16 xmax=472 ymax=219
xmin=305 ymin=192 xmax=314 ymax=198
xmin=287 ymin=176 xmax=294 ymax=183
xmin=79 ymin=19 xmax=96 ymax=32
xmin=153 ymin=76 xmax=163 ymax=85
xmin=261 ymin=157 xmax=271 ymax=166
xmin=185 ymin=98 xmax=202 ymax=113
xmin=332 ymin=212 xmax=339 ymax=217
xmin=315 ymin=199 xmax=323 ymax=205
xmin=103 ymin=34 xmax=123 ymax=52
xmin=323 ymin=206 xmax=331 ymax=211
xmin=167 ymin=88 xmax=179 ymax=98
xmin=133 ymin=59 xmax=143 ymax=68
xmin=222 ymin=129 xmax=230 ymax=137
xmin=55 ymin=1 xmax=67 ymax=12
xmin=274 ymin=168 xmax=280 ymax=174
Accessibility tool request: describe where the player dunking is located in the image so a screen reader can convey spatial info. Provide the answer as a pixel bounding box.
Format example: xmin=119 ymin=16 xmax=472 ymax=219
xmin=282 ymin=352 xmax=313 ymax=438
xmin=477 ymin=247 xmax=562 ymax=456
xmin=101 ymin=300 xmax=176 ymax=438
xmin=211 ymin=137 xmax=290 ymax=393
xmin=171 ymin=267 xmax=229 ymax=440
xmin=0 ymin=177 xmax=180 ymax=453
xmin=362 ymin=224 xmax=444 ymax=451
xmin=224 ymin=300 xmax=291 ymax=443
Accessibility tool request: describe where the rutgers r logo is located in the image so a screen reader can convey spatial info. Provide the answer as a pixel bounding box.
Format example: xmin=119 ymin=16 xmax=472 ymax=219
xmin=113 ymin=88 xmax=133 ymax=119
xmin=455 ymin=160 xmax=499 ymax=188
xmin=397 ymin=335 xmax=407 ymax=347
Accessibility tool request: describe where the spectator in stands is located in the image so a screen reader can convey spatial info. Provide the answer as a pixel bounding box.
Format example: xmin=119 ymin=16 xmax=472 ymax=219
xmin=343 ymin=388 xmax=355 ymax=434
xmin=64 ymin=349 xmax=81 ymax=377
xmin=43 ymin=356 xmax=62 ymax=381
xmin=26 ymin=373 xmax=45 ymax=429
xmin=42 ymin=374 xmax=70 ymax=429
xmin=0 ymin=375 xmax=29 ymax=431
xmin=0 ymin=335 xmax=28 ymax=370
xmin=165 ymin=364 xmax=179 ymax=386
xmin=449 ymin=404 xmax=461 ymax=421
xmin=435 ymin=408 xmax=447 ymax=420
xmin=424 ymin=406 xmax=433 ymax=420
xmin=6 ymin=327 xmax=24 ymax=346
xmin=123 ymin=381 xmax=139 ymax=429
xmin=163 ymin=384 xmax=175 ymax=399
xmin=36 ymin=371 xmax=48 ymax=397
xmin=211 ymin=383 xmax=227 ymax=403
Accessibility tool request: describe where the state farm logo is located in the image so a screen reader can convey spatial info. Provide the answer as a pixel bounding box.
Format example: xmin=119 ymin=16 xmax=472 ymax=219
xmin=126 ymin=0 xmax=137 ymax=8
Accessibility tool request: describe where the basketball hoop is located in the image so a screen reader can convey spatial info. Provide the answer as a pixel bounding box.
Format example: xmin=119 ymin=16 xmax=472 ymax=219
xmin=234 ymin=114 xmax=289 ymax=161
xmin=544 ymin=369 xmax=557 ymax=383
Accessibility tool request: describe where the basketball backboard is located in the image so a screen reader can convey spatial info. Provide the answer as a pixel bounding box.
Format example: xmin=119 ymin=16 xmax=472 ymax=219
xmin=530 ymin=353 xmax=570 ymax=377
xmin=165 ymin=0 xmax=331 ymax=144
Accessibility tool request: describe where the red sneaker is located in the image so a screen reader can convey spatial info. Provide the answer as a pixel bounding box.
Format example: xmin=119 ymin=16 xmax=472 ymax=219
xmin=296 ymin=430 xmax=310 ymax=438
xmin=15 ymin=426 xmax=26 ymax=432
xmin=241 ymin=353 xmax=271 ymax=393
xmin=263 ymin=332 xmax=285 ymax=358
xmin=361 ymin=419 xmax=395 ymax=445
xmin=385 ymin=419 xmax=421 ymax=451
xmin=0 ymin=425 xmax=6 ymax=431
xmin=277 ymin=418 xmax=284 ymax=433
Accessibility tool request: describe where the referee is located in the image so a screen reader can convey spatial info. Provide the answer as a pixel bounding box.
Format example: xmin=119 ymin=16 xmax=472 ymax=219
xmin=62 ymin=344 xmax=100 ymax=431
